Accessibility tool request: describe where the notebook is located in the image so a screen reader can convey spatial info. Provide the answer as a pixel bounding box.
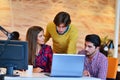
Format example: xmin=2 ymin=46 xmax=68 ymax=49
xmin=47 ymin=54 xmax=85 ymax=77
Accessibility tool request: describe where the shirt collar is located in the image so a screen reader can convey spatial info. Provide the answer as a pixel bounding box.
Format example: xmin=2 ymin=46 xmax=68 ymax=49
xmin=91 ymin=50 xmax=99 ymax=61
xmin=86 ymin=50 xmax=99 ymax=62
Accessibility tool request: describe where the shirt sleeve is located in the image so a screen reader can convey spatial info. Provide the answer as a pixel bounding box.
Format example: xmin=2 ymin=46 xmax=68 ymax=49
xmin=45 ymin=23 xmax=51 ymax=43
xmin=98 ymin=57 xmax=108 ymax=80
xmin=44 ymin=45 xmax=53 ymax=72
xmin=48 ymin=46 xmax=53 ymax=72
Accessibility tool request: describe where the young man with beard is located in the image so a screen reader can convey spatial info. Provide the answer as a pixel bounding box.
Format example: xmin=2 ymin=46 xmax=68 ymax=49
xmin=78 ymin=34 xmax=108 ymax=80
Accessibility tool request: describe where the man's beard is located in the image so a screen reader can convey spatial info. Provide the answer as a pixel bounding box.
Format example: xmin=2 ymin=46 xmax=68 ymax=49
xmin=86 ymin=50 xmax=96 ymax=57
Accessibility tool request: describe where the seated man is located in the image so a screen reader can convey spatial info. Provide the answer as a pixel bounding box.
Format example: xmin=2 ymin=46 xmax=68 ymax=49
xmin=78 ymin=34 xmax=108 ymax=80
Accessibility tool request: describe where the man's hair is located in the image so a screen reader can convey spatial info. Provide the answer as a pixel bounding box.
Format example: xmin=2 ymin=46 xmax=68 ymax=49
xmin=85 ymin=34 xmax=101 ymax=47
xmin=53 ymin=11 xmax=71 ymax=26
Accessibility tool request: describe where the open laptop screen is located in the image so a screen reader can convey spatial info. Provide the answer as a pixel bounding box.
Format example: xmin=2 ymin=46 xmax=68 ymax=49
xmin=50 ymin=54 xmax=85 ymax=77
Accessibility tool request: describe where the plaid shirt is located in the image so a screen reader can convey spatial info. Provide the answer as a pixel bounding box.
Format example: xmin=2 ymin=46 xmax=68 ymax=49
xmin=34 ymin=44 xmax=53 ymax=72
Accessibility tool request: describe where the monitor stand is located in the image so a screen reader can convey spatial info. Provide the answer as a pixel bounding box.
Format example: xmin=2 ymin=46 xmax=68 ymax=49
xmin=0 ymin=66 xmax=19 ymax=80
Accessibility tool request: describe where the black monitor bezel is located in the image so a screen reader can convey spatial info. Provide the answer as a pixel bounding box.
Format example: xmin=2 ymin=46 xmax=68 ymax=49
xmin=0 ymin=40 xmax=28 ymax=76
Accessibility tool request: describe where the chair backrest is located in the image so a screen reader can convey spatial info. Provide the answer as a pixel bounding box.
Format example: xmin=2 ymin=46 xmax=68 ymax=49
xmin=107 ymin=57 xmax=118 ymax=79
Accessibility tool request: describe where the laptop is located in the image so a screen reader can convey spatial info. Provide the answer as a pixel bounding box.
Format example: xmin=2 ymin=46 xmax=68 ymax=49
xmin=47 ymin=54 xmax=85 ymax=77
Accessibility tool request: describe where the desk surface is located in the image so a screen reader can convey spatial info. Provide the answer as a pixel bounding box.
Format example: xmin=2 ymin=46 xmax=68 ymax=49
xmin=4 ymin=72 xmax=101 ymax=80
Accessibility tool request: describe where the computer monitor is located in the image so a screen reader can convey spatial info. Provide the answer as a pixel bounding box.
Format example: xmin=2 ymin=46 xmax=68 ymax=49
xmin=0 ymin=40 xmax=28 ymax=76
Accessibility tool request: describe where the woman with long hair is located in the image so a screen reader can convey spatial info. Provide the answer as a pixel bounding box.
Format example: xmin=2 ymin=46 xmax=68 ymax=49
xmin=26 ymin=26 xmax=53 ymax=73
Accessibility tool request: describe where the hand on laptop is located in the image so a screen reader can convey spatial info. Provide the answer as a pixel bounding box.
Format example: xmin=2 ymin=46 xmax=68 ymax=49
xmin=33 ymin=67 xmax=43 ymax=73
xmin=83 ymin=70 xmax=91 ymax=77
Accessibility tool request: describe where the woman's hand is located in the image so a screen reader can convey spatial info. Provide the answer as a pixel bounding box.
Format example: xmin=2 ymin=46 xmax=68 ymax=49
xmin=83 ymin=70 xmax=91 ymax=77
xmin=33 ymin=67 xmax=43 ymax=73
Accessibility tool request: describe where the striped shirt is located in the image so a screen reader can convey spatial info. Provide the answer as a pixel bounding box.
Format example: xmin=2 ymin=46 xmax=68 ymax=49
xmin=78 ymin=50 xmax=108 ymax=80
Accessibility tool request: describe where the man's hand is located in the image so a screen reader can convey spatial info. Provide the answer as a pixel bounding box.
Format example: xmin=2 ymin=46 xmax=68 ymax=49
xmin=83 ymin=70 xmax=91 ymax=77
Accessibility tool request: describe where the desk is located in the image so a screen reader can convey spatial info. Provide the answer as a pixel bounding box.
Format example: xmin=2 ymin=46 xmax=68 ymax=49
xmin=4 ymin=72 xmax=101 ymax=80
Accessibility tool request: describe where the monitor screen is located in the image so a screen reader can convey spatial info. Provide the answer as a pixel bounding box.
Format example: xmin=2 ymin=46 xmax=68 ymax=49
xmin=0 ymin=40 xmax=28 ymax=76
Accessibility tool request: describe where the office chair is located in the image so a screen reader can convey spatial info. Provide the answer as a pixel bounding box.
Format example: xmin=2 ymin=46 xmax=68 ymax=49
xmin=106 ymin=57 xmax=118 ymax=80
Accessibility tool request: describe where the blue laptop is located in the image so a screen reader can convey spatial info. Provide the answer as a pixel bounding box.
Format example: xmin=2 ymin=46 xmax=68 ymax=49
xmin=49 ymin=54 xmax=85 ymax=77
